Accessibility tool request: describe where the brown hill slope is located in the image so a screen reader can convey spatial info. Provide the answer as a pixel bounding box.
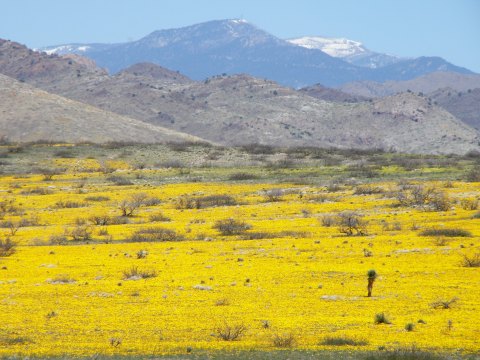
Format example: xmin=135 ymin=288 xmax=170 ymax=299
xmin=299 ymin=83 xmax=370 ymax=103
xmin=0 ymin=39 xmax=479 ymax=154
xmin=0 ymin=73 xmax=202 ymax=143
xmin=428 ymin=88 xmax=480 ymax=130
xmin=339 ymin=71 xmax=480 ymax=98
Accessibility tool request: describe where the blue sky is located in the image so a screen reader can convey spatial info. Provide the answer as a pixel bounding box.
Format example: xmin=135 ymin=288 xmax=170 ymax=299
xmin=1 ymin=0 xmax=479 ymax=72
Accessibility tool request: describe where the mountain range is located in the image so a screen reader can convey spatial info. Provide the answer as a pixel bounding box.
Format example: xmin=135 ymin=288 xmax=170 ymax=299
xmin=39 ymin=19 xmax=474 ymax=88
xmin=1 ymin=37 xmax=479 ymax=154
xmin=0 ymin=19 xmax=479 ymax=154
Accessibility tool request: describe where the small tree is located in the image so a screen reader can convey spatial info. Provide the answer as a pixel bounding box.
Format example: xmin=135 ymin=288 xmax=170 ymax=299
xmin=337 ymin=211 xmax=368 ymax=236
xmin=118 ymin=193 xmax=148 ymax=216
xmin=0 ymin=237 xmax=17 ymax=257
xmin=367 ymin=269 xmax=377 ymax=297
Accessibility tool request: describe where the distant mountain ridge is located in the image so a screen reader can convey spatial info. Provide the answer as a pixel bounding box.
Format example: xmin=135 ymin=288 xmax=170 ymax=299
xmin=39 ymin=19 xmax=474 ymax=87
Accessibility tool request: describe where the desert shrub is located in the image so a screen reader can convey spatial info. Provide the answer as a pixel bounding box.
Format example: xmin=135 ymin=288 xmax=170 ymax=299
xmin=136 ymin=250 xmax=148 ymax=259
xmin=122 ymin=266 xmax=157 ymax=280
xmin=472 ymin=211 xmax=480 ymax=219
xmin=307 ymin=194 xmax=335 ymax=203
xmin=65 ymin=225 xmax=92 ymax=241
xmin=272 ymin=332 xmax=296 ymax=348
xmin=374 ymin=312 xmax=391 ymax=324
xmin=110 ymin=216 xmax=130 ymax=225
xmin=0 ymin=237 xmax=17 ymax=256
xmin=215 ymin=322 xmax=247 ymax=341
xmin=405 ymin=323 xmax=415 ymax=332
xmin=320 ymin=214 xmax=336 ymax=227
xmin=155 ymin=160 xmax=186 ymax=168
xmin=213 ymin=218 xmax=251 ymax=235
xmin=36 ymin=167 xmax=66 ymax=181
xmin=320 ymin=336 xmax=368 ymax=346
xmin=465 ymin=166 xmax=480 ymax=182
xmin=240 ymin=232 xmax=274 ymax=240
xmin=53 ymin=150 xmax=75 ymax=158
xmin=429 ymin=192 xmax=451 ymax=211
xmin=395 ymin=184 xmax=439 ymax=208
xmin=0 ymin=220 xmax=22 ymax=235
xmin=228 ymin=172 xmax=259 ymax=180
xmin=127 ymin=227 xmax=184 ymax=242
xmin=88 ymin=215 xmax=112 ymax=226
xmin=107 ymin=175 xmax=133 ymax=186
xmin=337 ymin=211 xmax=368 ymax=236
xmin=460 ymin=198 xmax=479 ymax=210
xmin=142 ymin=197 xmax=161 ymax=207
xmin=430 ymin=298 xmax=458 ymax=309
xmin=18 ymin=214 xmax=40 ymax=227
xmin=49 ymin=234 xmax=68 ymax=245
xmin=21 ymin=187 xmax=53 ymax=195
xmin=264 ymin=188 xmax=284 ymax=202
xmin=381 ymin=220 xmax=402 ymax=231
xmin=460 ymin=253 xmax=480 ymax=267
xmin=241 ymin=144 xmax=275 ymax=154
xmin=347 ymin=164 xmax=379 ymax=178
xmin=419 ymin=228 xmax=472 ymax=237
xmin=354 ymin=184 xmax=383 ymax=195
xmin=175 ymin=195 xmax=237 ymax=209
xmin=85 ymin=196 xmax=110 ymax=202
xmin=364 ymin=347 xmax=445 ymax=360
xmin=55 ymin=200 xmax=88 ymax=209
xmin=215 ymin=298 xmax=230 ymax=306
xmin=0 ymin=199 xmax=17 ymax=216
xmin=149 ymin=212 xmax=171 ymax=222
xmin=47 ymin=275 xmax=76 ymax=284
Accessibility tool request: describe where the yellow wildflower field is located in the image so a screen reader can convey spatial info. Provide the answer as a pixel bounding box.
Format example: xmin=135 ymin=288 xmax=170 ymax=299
xmin=0 ymin=161 xmax=479 ymax=357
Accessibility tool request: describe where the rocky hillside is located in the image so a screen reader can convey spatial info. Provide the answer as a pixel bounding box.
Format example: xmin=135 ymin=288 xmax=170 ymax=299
xmin=0 ymin=73 xmax=203 ymax=143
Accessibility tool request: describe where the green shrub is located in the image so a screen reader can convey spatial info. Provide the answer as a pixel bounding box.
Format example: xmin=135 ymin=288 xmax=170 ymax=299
xmin=374 ymin=312 xmax=391 ymax=324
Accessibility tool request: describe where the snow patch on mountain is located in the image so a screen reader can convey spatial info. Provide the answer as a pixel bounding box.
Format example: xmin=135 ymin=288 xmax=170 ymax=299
xmin=287 ymin=36 xmax=366 ymax=58
xmin=38 ymin=45 xmax=91 ymax=55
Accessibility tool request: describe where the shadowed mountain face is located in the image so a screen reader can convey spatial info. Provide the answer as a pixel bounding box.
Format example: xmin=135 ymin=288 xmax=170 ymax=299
xmin=1 ymin=38 xmax=479 ymax=154
xmin=39 ymin=19 xmax=474 ymax=88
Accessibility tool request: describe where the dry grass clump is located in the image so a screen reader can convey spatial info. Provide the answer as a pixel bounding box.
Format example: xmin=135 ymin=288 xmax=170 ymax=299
xmin=175 ymin=194 xmax=237 ymax=209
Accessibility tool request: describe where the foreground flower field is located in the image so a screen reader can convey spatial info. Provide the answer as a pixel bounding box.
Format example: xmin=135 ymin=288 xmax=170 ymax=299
xmin=0 ymin=146 xmax=479 ymax=357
